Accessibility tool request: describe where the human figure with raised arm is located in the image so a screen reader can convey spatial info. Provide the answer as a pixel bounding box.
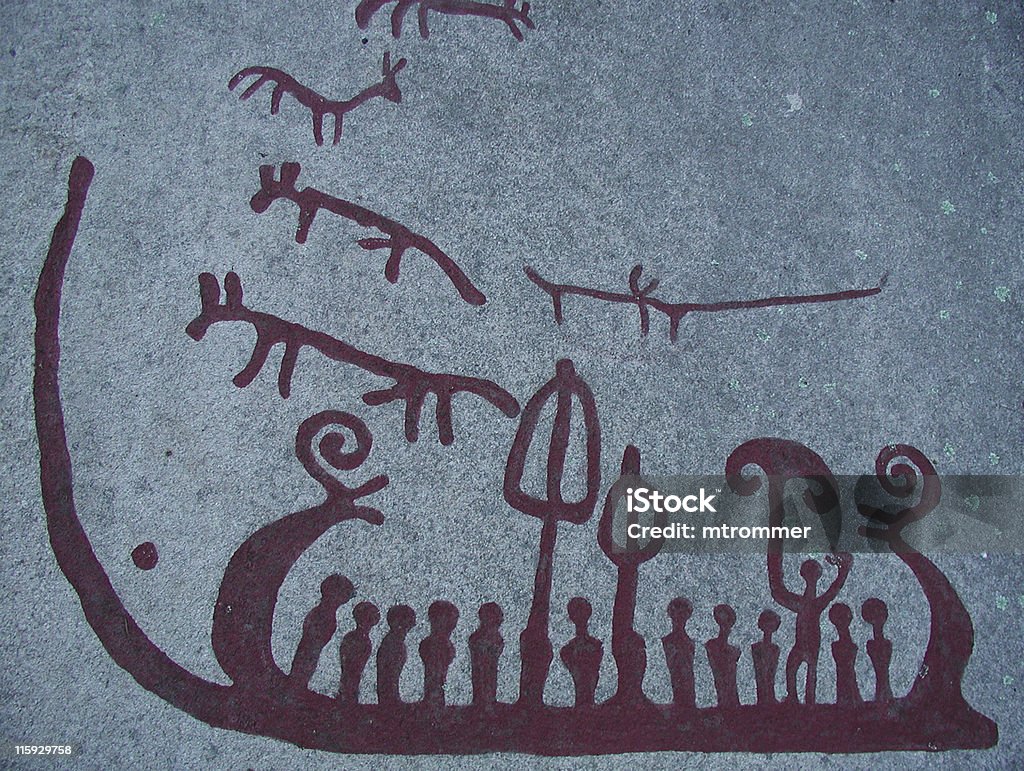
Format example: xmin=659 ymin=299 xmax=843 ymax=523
xmin=771 ymin=552 xmax=852 ymax=704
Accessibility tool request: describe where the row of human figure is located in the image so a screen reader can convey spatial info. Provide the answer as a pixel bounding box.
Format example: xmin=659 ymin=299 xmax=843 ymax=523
xmin=289 ymin=575 xmax=895 ymax=708
xmin=663 ymin=596 xmax=893 ymax=708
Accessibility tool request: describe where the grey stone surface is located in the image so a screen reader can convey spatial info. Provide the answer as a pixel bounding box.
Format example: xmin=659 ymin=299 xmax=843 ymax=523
xmin=1 ymin=0 xmax=1022 ymax=767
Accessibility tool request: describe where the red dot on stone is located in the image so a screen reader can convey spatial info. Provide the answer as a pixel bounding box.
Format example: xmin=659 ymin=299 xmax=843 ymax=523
xmin=131 ymin=542 xmax=159 ymax=570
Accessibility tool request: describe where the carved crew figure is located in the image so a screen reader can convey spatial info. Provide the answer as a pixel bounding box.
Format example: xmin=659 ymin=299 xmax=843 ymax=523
xmin=662 ymin=597 xmax=697 ymax=709
xmin=705 ymin=604 xmax=741 ymax=708
xmin=376 ymin=604 xmax=416 ymax=706
xmin=829 ymin=603 xmax=862 ymax=705
xmin=420 ymin=600 xmax=459 ymax=707
xmin=560 ymin=597 xmax=603 ymax=707
xmin=751 ymin=609 xmax=781 ymax=705
xmin=862 ymin=598 xmax=894 ymax=703
xmin=469 ymin=602 xmax=505 ymax=707
xmin=290 ymin=574 xmax=355 ymax=690
xmin=771 ymin=552 xmax=852 ymax=704
xmin=338 ymin=601 xmax=381 ymax=704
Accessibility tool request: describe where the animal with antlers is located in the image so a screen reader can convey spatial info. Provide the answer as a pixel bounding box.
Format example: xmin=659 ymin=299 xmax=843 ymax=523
xmin=356 ymin=0 xmax=534 ymax=41
xmin=251 ymin=162 xmax=488 ymax=305
xmin=229 ymin=53 xmax=407 ymax=146
xmin=185 ymin=272 xmax=518 ymax=444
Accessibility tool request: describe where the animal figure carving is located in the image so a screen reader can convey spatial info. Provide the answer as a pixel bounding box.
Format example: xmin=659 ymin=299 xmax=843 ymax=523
xmin=251 ymin=162 xmax=487 ymax=306
xmin=356 ymin=0 xmax=534 ymax=40
xmin=31 ymin=156 xmax=1000 ymax=757
xmin=229 ymin=53 xmax=407 ymax=145
xmin=526 ymin=264 xmax=888 ymax=341
xmin=186 ymin=272 xmax=517 ymax=444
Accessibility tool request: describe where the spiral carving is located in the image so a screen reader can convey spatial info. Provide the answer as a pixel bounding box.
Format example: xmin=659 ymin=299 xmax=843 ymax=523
xmin=725 ymin=438 xmax=840 ymax=534
xmin=296 ymin=410 xmax=374 ymax=495
xmin=858 ymin=444 xmax=941 ymax=544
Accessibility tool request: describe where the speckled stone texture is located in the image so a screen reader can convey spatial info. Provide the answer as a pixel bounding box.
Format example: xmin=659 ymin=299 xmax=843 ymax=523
xmin=2 ymin=1 xmax=1022 ymax=768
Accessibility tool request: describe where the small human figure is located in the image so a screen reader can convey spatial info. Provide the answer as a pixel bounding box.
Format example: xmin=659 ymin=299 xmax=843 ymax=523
xmin=338 ymin=601 xmax=380 ymax=704
xmin=559 ymin=597 xmax=603 ymax=707
xmin=419 ymin=600 xmax=459 ymax=707
xmin=469 ymin=602 xmax=504 ymax=707
xmin=771 ymin=552 xmax=853 ymax=704
xmin=290 ymin=574 xmax=354 ymax=690
xmin=705 ymin=604 xmax=741 ymax=708
xmin=751 ymin=610 xmax=781 ymax=705
xmin=376 ymin=604 xmax=416 ymax=706
xmin=829 ymin=603 xmax=862 ymax=705
xmin=661 ymin=597 xmax=696 ymax=709
xmin=862 ymin=597 xmax=893 ymax=703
